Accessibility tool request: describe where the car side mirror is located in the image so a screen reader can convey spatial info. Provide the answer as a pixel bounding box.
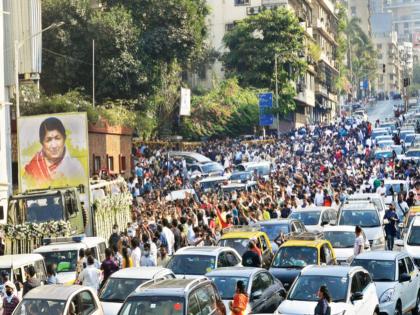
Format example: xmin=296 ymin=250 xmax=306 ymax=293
xmin=321 ymin=221 xmax=329 ymax=226
xmin=252 ymin=290 xmax=263 ymax=300
xmin=395 ymin=239 xmax=404 ymax=247
xmin=399 ymin=273 xmax=411 ymax=283
xmin=351 ymin=291 xmax=363 ymax=302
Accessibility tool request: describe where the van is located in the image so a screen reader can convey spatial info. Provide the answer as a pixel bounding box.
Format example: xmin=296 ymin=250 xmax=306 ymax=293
xmin=33 ymin=236 xmax=106 ymax=284
xmin=0 ymin=254 xmax=47 ymax=302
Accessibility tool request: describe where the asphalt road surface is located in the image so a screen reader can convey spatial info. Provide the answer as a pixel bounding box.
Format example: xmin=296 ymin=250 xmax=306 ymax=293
xmin=366 ymin=99 xmax=401 ymax=123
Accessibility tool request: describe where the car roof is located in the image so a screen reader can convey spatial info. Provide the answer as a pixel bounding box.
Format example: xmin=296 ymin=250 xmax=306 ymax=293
xmin=341 ymin=202 xmax=376 ymax=210
xmin=0 ymin=254 xmax=45 ymax=269
xmin=34 ymin=237 xmax=105 ymax=252
xmin=221 ymin=231 xmax=265 ymax=239
xmin=354 ymin=250 xmax=405 ymax=260
xmin=168 ymin=151 xmax=211 ymax=162
xmin=239 ymin=161 xmax=271 ymax=166
xmin=294 ymin=207 xmax=333 ymax=212
xmin=175 ymin=246 xmax=229 ymax=255
xmin=199 ymin=176 xmax=228 ymax=183
xmin=109 ymin=267 xmax=173 ymax=279
xmin=257 ymin=219 xmax=293 ymax=226
xmin=23 ymin=285 xmax=89 ymax=300
xmin=132 ymin=278 xmax=208 ymax=297
xmin=281 ymin=239 xmax=328 ymax=248
xmin=323 ymin=225 xmax=357 ymax=232
xmin=206 ymin=267 xmax=264 ymax=277
xmin=302 ymin=265 xmax=361 ymax=277
xmin=412 ymin=216 xmax=420 ymax=226
xmin=348 ymin=193 xmax=382 ymax=199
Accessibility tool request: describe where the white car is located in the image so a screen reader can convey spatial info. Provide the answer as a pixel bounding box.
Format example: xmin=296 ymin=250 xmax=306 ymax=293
xmin=13 ymin=285 xmax=104 ymax=315
xmin=99 ymin=267 xmax=175 ymax=315
xmin=347 ymin=193 xmax=386 ymax=218
xmin=338 ymin=201 xmax=386 ymax=250
xmin=396 ymin=214 xmax=420 ymax=267
xmin=351 ymin=251 xmax=420 ymax=315
xmin=383 ymin=179 xmax=410 ymax=205
xmin=289 ymin=207 xmax=338 ymax=233
xmin=166 ymin=246 xmax=242 ymax=278
xmin=236 ymin=161 xmax=272 ymax=180
xmin=198 ymin=175 xmax=229 ymax=192
xmin=323 ymin=225 xmax=370 ymax=264
xmin=276 ymin=265 xmax=380 ymax=315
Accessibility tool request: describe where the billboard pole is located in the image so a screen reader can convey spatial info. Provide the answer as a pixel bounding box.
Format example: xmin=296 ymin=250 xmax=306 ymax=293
xmin=92 ymin=39 xmax=95 ymax=107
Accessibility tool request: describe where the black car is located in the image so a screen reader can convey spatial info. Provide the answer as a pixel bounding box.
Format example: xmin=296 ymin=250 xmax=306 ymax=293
xmin=206 ymin=267 xmax=286 ymax=314
xmin=254 ymin=219 xmax=306 ymax=252
xmin=119 ymin=278 xmax=226 ymax=315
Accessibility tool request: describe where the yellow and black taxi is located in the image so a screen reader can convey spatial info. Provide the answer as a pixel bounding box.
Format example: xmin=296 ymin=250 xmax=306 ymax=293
xmin=217 ymin=226 xmax=273 ymax=268
xmin=268 ymin=232 xmax=336 ymax=290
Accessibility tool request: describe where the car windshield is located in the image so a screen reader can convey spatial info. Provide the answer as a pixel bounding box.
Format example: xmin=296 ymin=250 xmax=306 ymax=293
xmin=323 ymin=231 xmax=355 ymax=248
xmin=230 ymin=173 xmax=251 ymax=181
xmin=408 ymin=226 xmax=420 ymax=246
xmin=13 ymin=299 xmax=66 ymax=315
xmin=166 ymin=255 xmax=216 ymax=275
xmin=41 ymin=250 xmax=78 ymax=273
xmin=208 ymin=276 xmax=249 ymax=300
xmin=339 ymin=210 xmax=380 ymax=227
xmin=119 ymin=296 xmax=184 ymax=315
xmin=351 ymin=259 xmax=395 ymax=281
xmin=406 ymin=150 xmax=420 ymax=157
xmin=272 ymin=246 xmax=318 ymax=268
xmin=200 ymin=180 xmax=223 ymax=190
xmin=100 ymin=278 xmax=147 ymax=302
xmin=289 ymin=211 xmax=321 ymax=226
xmin=288 ymin=275 xmax=348 ymax=302
xmin=249 ymin=165 xmax=270 ymax=176
xmin=218 ymin=238 xmax=248 ymax=255
xmin=375 ymin=151 xmax=392 ymax=159
xmin=259 ymin=224 xmax=290 ymax=240
xmin=201 ymin=163 xmax=223 ymax=173
xmin=23 ymin=195 xmax=64 ymax=223
xmin=385 ymin=183 xmax=405 ymax=195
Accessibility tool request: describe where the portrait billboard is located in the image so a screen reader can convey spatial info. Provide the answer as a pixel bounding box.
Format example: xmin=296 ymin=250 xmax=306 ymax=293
xmin=18 ymin=112 xmax=89 ymax=192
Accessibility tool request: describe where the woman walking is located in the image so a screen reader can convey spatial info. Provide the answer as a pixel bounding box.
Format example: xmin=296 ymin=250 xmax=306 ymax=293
xmin=229 ymin=281 xmax=249 ymax=315
xmin=314 ymin=285 xmax=331 ymax=315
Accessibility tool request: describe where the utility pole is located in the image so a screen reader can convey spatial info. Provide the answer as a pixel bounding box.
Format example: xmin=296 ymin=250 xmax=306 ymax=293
xmin=92 ymin=39 xmax=95 ymax=107
xmin=275 ymin=54 xmax=280 ymax=139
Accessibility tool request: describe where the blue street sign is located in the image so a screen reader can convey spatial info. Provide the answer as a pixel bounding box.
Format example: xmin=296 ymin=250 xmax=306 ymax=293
xmin=363 ymin=79 xmax=369 ymax=90
xmin=259 ymin=92 xmax=274 ymax=126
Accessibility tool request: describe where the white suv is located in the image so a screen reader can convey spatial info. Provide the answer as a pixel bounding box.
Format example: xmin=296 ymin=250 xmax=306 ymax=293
xmin=276 ymin=265 xmax=379 ymax=315
xmin=351 ymin=251 xmax=420 ymax=315
xmin=396 ymin=214 xmax=420 ymax=267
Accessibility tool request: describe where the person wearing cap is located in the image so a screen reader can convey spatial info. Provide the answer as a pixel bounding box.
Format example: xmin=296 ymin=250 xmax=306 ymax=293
xmin=229 ymin=280 xmax=249 ymax=315
xmin=314 ymin=285 xmax=331 ymax=315
xmin=3 ymin=281 xmax=19 ymax=315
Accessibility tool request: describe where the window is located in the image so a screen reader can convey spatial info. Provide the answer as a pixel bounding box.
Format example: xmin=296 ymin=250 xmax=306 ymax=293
xmin=225 ymin=23 xmax=235 ymax=31
xmin=78 ymin=290 xmax=97 ymax=315
xmin=398 ymin=259 xmax=408 ymax=278
xmin=217 ymin=252 xmax=228 ymax=268
xmin=34 ymin=260 xmax=47 ymax=283
xmin=259 ymin=272 xmax=274 ymax=290
xmin=328 ymin=209 xmax=337 ymax=221
xmin=93 ymin=155 xmax=101 ymax=173
xmin=323 ymin=245 xmax=333 ymax=264
xmin=405 ymin=257 xmax=415 ymax=273
xmin=405 ymin=22 xmax=409 ymax=28
xmin=187 ymin=293 xmax=200 ymax=315
xmin=351 ymin=6 xmax=356 ymax=15
xmin=226 ymin=252 xmax=240 ymax=266
xmin=196 ymin=285 xmax=216 ymax=315
xmin=234 ymin=0 xmax=250 ymax=5
xmin=321 ymin=211 xmax=329 ymax=224
xmin=377 ymin=44 xmax=382 ymax=50
xmin=107 ymin=155 xmax=114 ymax=171
xmin=351 ymin=272 xmax=363 ymax=293
xmin=13 ymin=268 xmax=23 ymax=283
xmin=120 ymin=155 xmax=127 ymax=172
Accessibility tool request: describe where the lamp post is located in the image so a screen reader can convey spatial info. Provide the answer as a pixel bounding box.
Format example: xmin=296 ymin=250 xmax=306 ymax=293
xmin=14 ymin=21 xmax=64 ymax=118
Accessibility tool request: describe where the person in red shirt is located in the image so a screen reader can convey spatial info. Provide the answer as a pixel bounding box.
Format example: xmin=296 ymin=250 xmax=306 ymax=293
xmin=215 ymin=207 xmax=233 ymax=229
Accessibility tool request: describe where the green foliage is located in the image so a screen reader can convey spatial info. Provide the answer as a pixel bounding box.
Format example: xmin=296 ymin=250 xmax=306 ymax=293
xmin=335 ymin=3 xmax=350 ymax=94
xmin=180 ymin=79 xmax=259 ymax=139
xmin=308 ymin=43 xmax=321 ymax=63
xmin=223 ymin=8 xmax=307 ymax=115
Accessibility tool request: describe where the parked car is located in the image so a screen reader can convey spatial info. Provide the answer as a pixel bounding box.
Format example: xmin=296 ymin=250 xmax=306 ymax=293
xmin=351 ymin=251 xmax=420 ymax=315
xmin=166 ymin=247 xmax=241 ymax=278
xmin=346 ymin=193 xmax=386 ymax=218
xmin=276 ymin=265 xmax=380 ymax=315
xmin=198 ymin=176 xmax=229 ymax=193
xmin=323 ymin=225 xmax=370 ymax=264
xmin=188 ymin=161 xmax=225 ymax=178
xmin=396 ymin=214 xmax=420 ymax=267
xmin=269 ymin=233 xmax=337 ymax=290
xmin=168 ymin=151 xmax=211 ymax=165
xmin=289 ymin=207 xmax=338 ymax=233
xmin=206 ymin=267 xmax=286 ymax=314
xmin=13 ymin=285 xmax=104 ymax=315
xmin=99 ymin=267 xmax=175 ymax=315
xmin=119 ymin=278 xmax=226 ymax=315
xmin=235 ymin=161 xmax=272 ymax=180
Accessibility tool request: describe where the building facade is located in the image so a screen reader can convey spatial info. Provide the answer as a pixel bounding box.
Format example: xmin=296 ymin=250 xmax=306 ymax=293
xmin=347 ymin=0 xmax=372 ymax=36
xmin=384 ymin=0 xmax=420 ymax=43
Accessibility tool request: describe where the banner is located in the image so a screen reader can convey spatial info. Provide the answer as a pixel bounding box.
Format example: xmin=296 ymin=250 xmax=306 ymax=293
xmin=259 ymin=92 xmax=274 ymax=126
xmin=18 ymin=112 xmax=89 ymax=192
xmin=180 ymin=87 xmax=191 ymax=116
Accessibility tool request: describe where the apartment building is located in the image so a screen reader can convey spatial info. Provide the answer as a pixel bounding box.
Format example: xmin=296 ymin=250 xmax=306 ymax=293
xmin=373 ymin=31 xmax=401 ymax=97
xmin=399 ymin=41 xmax=414 ymax=79
xmin=384 ymin=0 xmax=420 ymax=43
xmin=313 ymin=0 xmax=339 ymax=122
xmin=347 ymin=0 xmax=372 ymax=35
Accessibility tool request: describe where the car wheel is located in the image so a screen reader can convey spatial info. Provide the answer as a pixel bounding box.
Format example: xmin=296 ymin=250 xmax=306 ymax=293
xmin=412 ymin=291 xmax=420 ymax=315
xmin=395 ymin=301 xmax=402 ymax=315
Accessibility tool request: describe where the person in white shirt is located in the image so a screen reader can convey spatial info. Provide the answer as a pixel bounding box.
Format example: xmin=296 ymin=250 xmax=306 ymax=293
xmin=376 ymin=181 xmax=386 ymax=197
xmin=314 ymin=187 xmax=324 ymax=206
xmin=78 ymin=256 xmax=101 ymax=291
xmin=131 ymin=238 xmax=142 ymax=267
xmin=353 ymin=226 xmax=364 ymax=256
xmin=162 ymin=219 xmax=175 ymax=255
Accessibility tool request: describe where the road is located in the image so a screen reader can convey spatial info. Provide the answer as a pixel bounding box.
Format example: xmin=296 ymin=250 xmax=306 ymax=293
xmin=366 ymin=99 xmax=400 ymax=123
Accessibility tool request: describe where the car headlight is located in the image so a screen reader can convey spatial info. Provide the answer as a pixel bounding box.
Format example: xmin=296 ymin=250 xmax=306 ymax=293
xmin=373 ymin=237 xmax=385 ymax=246
xmin=380 ymin=288 xmax=395 ymax=303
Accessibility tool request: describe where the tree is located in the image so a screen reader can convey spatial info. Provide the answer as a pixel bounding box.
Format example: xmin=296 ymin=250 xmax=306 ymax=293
xmin=223 ymin=8 xmax=307 ymax=115
xmin=42 ymin=1 xmax=145 ymax=101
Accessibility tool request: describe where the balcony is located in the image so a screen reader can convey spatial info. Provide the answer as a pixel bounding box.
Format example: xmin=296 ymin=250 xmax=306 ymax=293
xmin=247 ymin=3 xmax=287 ymax=15
xmin=320 ymin=51 xmax=339 ymax=73
xmin=316 ymin=0 xmax=335 ymax=15
xmin=315 ymin=82 xmax=328 ymax=96
xmin=314 ymin=19 xmax=338 ymax=45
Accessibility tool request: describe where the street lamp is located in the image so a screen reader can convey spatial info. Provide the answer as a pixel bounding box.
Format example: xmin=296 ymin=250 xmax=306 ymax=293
xmin=14 ymin=21 xmax=64 ymax=118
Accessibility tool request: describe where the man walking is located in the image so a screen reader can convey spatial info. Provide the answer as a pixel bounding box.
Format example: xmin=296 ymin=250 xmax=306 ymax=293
xmin=384 ymin=205 xmax=399 ymax=250
xmin=353 ymin=226 xmax=364 ymax=257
